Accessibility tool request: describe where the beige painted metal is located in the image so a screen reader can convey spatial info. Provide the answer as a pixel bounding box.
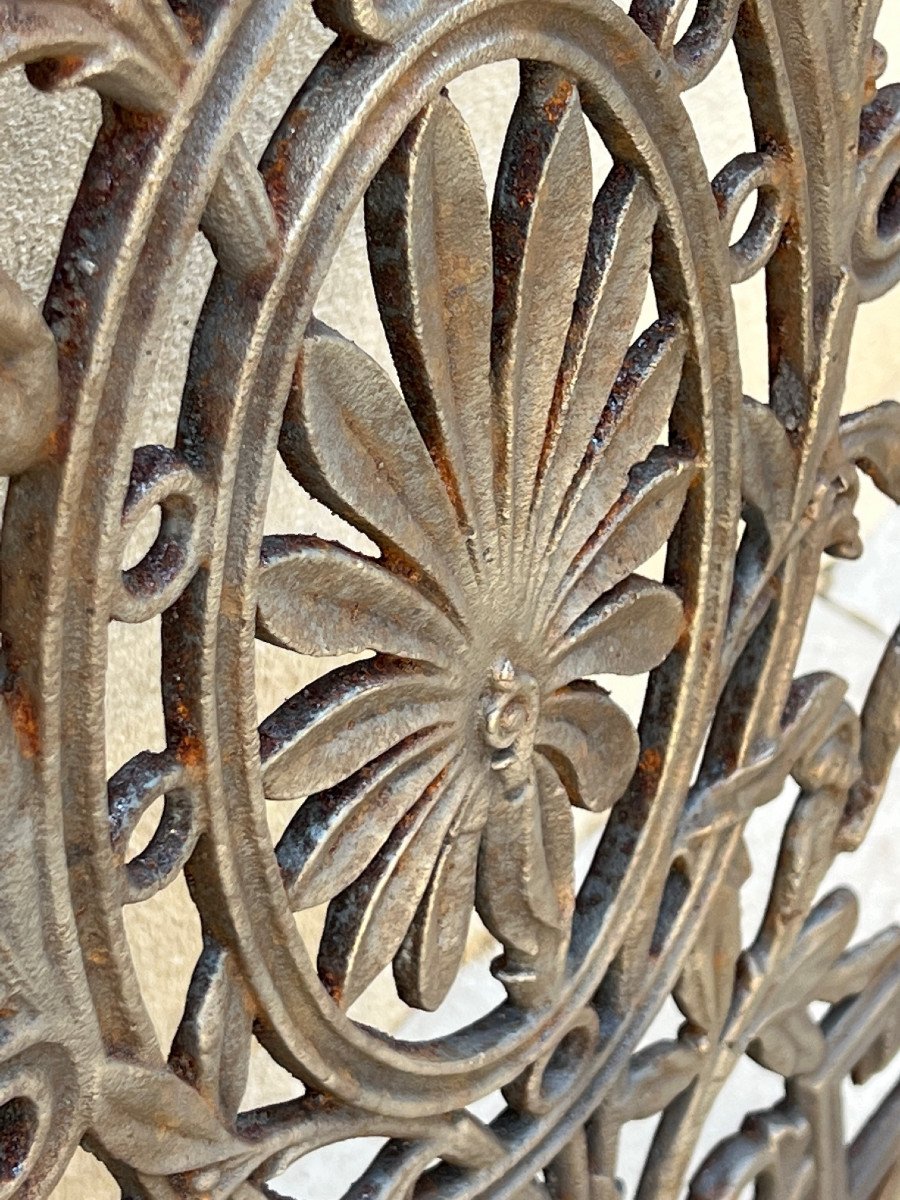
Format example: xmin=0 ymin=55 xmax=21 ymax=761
xmin=0 ymin=1 xmax=896 ymax=1196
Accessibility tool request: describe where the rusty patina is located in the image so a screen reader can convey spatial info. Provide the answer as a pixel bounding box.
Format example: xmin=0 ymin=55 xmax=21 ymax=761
xmin=0 ymin=0 xmax=898 ymax=1196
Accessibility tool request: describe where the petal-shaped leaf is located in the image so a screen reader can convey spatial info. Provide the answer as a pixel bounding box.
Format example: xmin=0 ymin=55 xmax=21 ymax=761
xmin=394 ymin=788 xmax=489 ymax=1011
xmin=542 ymin=319 xmax=687 ymax=600
xmin=547 ymin=576 xmax=684 ymax=690
xmin=840 ymin=399 xmax=900 ymax=502
xmin=278 ymin=730 xmax=454 ymax=910
xmin=366 ymin=93 xmax=497 ymax=561
xmin=817 ymin=926 xmax=900 ymax=1006
xmin=749 ymin=889 xmax=859 ymax=1036
xmin=741 ymin=397 xmax=797 ymax=539
xmin=761 ymin=780 xmax=852 ymax=942
xmin=319 ymin=762 xmax=474 ymax=1007
xmin=92 ymin=1060 xmax=252 ymax=1176
xmin=549 ymin=449 xmax=697 ymax=635
xmin=537 ymin=681 xmax=639 ymax=813
xmin=842 ymin=627 xmax=900 ymax=851
xmin=341 ymin=1116 xmax=504 ymax=1199
xmin=492 ymin=64 xmax=593 ymax=560
xmin=203 ymin=137 xmax=280 ymax=280
xmin=169 ymin=941 xmax=253 ymax=1121
xmin=281 ymin=322 xmax=475 ymax=616
xmin=677 ymin=673 xmax=849 ymax=847
xmin=476 ymin=758 xmax=574 ymax=1007
xmin=257 ymin=535 xmax=464 ymax=667
xmin=618 ymin=1039 xmax=703 ymax=1121
xmin=674 ymin=847 xmax=749 ymax=1035
xmin=531 ymin=168 xmax=658 ymax=553
xmin=537 ymin=757 xmax=577 ymax=929
xmin=782 ymin=892 xmax=859 ymax=993
xmin=259 ymin=656 xmax=458 ymax=800
xmin=1 ymin=0 xmax=189 ymax=112
xmin=748 ymin=1007 xmax=826 ymax=1077
xmin=0 ymin=265 xmax=59 ymax=476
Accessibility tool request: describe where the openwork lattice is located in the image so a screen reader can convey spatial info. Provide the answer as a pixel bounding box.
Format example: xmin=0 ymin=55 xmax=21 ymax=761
xmin=0 ymin=0 xmax=898 ymax=1196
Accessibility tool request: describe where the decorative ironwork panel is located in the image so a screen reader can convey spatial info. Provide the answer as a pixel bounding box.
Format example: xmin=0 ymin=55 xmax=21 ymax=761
xmin=0 ymin=0 xmax=897 ymax=1196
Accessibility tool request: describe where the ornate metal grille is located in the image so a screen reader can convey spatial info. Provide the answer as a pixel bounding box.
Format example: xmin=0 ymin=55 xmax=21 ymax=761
xmin=0 ymin=0 xmax=898 ymax=1196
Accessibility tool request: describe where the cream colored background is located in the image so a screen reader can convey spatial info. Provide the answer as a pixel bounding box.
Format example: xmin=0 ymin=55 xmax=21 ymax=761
xmin=0 ymin=3 xmax=897 ymax=1195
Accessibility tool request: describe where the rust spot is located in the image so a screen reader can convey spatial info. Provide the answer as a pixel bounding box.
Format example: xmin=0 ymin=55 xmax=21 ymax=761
xmin=319 ymin=967 xmax=344 ymax=1005
xmin=25 ymin=54 xmax=86 ymax=91
xmin=178 ymin=733 xmax=205 ymax=768
xmin=168 ymin=1 xmax=205 ymax=46
xmin=2 ymin=677 xmax=40 ymax=760
xmin=47 ymin=419 xmax=71 ymax=465
xmin=118 ymin=107 xmax=165 ymax=138
xmin=542 ymin=77 xmax=575 ymax=124
xmin=265 ymin=147 xmax=292 ymax=224
xmin=639 ymin=746 xmax=663 ymax=775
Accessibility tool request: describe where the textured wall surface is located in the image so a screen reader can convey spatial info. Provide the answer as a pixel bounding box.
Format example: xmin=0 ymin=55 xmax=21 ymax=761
xmin=0 ymin=3 xmax=896 ymax=1195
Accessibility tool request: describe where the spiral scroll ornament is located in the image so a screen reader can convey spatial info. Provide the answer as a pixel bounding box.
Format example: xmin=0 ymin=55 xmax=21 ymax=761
xmin=0 ymin=1 xmax=898 ymax=1196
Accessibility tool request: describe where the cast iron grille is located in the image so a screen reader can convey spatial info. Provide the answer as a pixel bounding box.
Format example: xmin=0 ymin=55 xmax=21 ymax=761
xmin=0 ymin=1 xmax=898 ymax=1196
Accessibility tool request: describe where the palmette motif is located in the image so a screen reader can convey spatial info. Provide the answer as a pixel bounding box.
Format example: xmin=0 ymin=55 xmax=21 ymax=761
xmin=0 ymin=0 xmax=898 ymax=1198
xmin=257 ymin=89 xmax=690 ymax=1012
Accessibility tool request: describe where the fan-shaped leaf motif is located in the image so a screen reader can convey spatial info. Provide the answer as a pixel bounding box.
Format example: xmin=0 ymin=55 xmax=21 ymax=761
xmin=280 ymin=322 xmax=475 ymax=616
xmin=550 ymin=450 xmax=697 ymax=636
xmin=252 ymin=73 xmax=691 ymax=1020
xmin=259 ymin=656 xmax=458 ymax=800
xmin=491 ymin=64 xmax=593 ymax=559
xmin=394 ymin=788 xmax=489 ymax=1010
xmin=319 ymin=761 xmax=475 ymax=1007
xmin=257 ymin=535 xmax=464 ymax=666
xmin=548 ymin=576 xmax=684 ymax=690
xmin=537 ymin=681 xmax=639 ymax=813
xmin=366 ymin=92 xmax=497 ymax=563
xmin=542 ymin=319 xmax=687 ymax=600
xmin=531 ymin=168 xmax=659 ymax=553
xmin=0 ymin=0 xmax=190 ymax=112
xmin=278 ymin=731 xmax=455 ymax=910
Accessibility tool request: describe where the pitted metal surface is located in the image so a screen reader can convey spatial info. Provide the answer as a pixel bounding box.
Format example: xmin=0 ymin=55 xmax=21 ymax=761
xmin=0 ymin=1 xmax=898 ymax=1196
